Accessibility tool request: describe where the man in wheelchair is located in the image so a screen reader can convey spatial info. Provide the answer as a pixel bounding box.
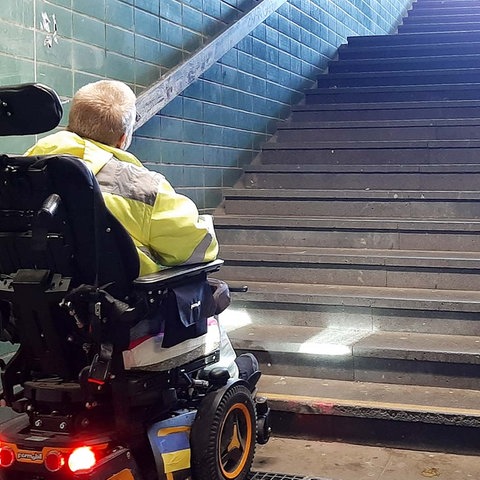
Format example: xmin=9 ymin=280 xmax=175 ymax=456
xmin=26 ymin=80 xmax=219 ymax=277
xmin=0 ymin=82 xmax=270 ymax=480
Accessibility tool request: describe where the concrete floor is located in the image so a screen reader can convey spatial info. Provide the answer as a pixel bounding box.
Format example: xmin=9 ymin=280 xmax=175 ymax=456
xmin=252 ymin=437 xmax=480 ymax=479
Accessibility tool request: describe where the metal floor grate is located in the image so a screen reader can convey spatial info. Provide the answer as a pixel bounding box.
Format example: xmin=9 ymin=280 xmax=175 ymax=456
xmin=250 ymin=472 xmax=331 ymax=480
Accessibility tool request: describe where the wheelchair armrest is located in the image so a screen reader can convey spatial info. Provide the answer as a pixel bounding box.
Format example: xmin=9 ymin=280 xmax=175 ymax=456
xmin=132 ymin=259 xmax=224 ymax=290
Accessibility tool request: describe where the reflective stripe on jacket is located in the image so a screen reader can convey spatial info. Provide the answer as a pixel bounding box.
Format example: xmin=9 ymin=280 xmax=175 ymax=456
xmin=25 ymin=131 xmax=219 ymax=276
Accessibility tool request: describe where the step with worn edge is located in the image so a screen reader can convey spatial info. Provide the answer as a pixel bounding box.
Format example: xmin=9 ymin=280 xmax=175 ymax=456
xmin=260 ymin=139 xmax=480 ymax=164
xmin=219 ymin=245 xmax=480 ymax=290
xmin=346 ymin=30 xmax=480 ymax=47
xmin=256 ymin=374 xmax=480 ymax=427
xmin=398 ymin=23 xmax=480 ymax=33
xmin=229 ymin=326 xmax=480 ymax=389
xmin=223 ymin=188 xmax=480 ymax=218
xmin=337 ymin=42 xmax=480 ymax=60
xmin=224 ymin=280 xmax=480 ymax=312
xmin=316 ymin=69 xmax=480 ymax=89
xmin=214 ymin=214 xmax=480 ymax=251
xmin=305 ymin=84 xmax=480 ymax=104
xmin=329 ymin=56 xmax=480 ymax=73
xmin=242 ymin=163 xmax=480 ymax=190
xmin=291 ymin=100 xmax=480 ymax=122
xmin=275 ymin=118 xmax=480 ymax=142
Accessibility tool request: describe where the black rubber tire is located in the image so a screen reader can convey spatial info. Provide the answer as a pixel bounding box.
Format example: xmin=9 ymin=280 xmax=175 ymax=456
xmin=191 ymin=384 xmax=256 ymax=480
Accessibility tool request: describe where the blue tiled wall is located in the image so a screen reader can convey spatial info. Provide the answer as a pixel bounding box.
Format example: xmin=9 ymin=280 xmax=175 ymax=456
xmin=0 ymin=0 xmax=412 ymax=211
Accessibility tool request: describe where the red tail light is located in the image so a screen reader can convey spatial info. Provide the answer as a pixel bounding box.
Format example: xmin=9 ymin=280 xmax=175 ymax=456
xmin=68 ymin=446 xmax=96 ymax=472
xmin=0 ymin=446 xmax=15 ymax=468
xmin=45 ymin=450 xmax=65 ymax=472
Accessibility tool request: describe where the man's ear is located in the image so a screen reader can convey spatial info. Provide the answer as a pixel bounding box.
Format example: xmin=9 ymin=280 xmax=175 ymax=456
xmin=116 ymin=133 xmax=127 ymax=149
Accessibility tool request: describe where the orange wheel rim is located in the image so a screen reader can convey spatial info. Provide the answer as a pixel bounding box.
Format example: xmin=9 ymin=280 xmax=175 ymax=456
xmin=218 ymin=402 xmax=252 ymax=479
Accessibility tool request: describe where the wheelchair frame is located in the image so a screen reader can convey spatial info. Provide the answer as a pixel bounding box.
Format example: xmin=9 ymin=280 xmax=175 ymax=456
xmin=0 ymin=83 xmax=270 ymax=480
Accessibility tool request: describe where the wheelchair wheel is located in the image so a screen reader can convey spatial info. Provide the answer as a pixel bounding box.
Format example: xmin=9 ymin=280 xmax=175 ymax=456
xmin=191 ymin=384 xmax=256 ymax=480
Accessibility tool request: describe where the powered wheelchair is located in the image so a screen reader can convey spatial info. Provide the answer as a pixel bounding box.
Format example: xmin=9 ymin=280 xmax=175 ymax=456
xmin=0 ymin=83 xmax=270 ymax=480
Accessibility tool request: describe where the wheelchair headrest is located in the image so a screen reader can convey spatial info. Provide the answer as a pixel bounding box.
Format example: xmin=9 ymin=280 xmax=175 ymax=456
xmin=0 ymin=83 xmax=63 ymax=136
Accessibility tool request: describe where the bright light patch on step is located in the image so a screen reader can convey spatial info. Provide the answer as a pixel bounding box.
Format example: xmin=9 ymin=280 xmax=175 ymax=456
xmin=218 ymin=307 xmax=253 ymax=332
xmin=299 ymin=342 xmax=351 ymax=356
xmin=298 ymin=329 xmax=372 ymax=357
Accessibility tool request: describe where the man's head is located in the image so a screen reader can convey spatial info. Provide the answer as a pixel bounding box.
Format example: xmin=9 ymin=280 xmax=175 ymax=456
xmin=67 ymin=80 xmax=136 ymax=150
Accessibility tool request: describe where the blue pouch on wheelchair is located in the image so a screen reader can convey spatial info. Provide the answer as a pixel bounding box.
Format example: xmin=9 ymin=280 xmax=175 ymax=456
xmin=162 ymin=279 xmax=216 ymax=348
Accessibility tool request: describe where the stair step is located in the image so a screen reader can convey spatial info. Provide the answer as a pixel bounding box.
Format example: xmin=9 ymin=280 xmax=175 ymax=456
xmin=404 ymin=14 xmax=480 ymax=24
xmin=222 ymin=293 xmax=480 ymax=338
xmin=306 ymin=84 xmax=480 ymax=104
xmin=317 ymin=69 xmax=480 ymax=89
xmin=410 ymin=6 xmax=480 ymax=16
xmin=399 ymin=23 xmax=480 ymax=33
xmin=223 ymin=280 xmax=480 ymax=312
xmin=278 ymin=118 xmax=480 ymax=130
xmin=414 ymin=0 xmax=480 ymax=9
xmin=219 ymin=245 xmax=480 ymax=290
xmin=224 ymin=188 xmax=480 ymax=218
xmin=221 ymin=245 xmax=480 ymax=266
xmin=260 ymin=139 xmax=480 ymax=164
xmin=291 ymin=100 xmax=480 ymax=122
xmin=245 ymin=162 xmax=480 ymax=172
xmin=256 ymin=374 xmax=480 ymax=427
xmin=230 ymin=326 xmax=480 ymax=389
xmin=346 ymin=30 xmax=480 ymax=47
xmin=243 ymin=163 xmax=480 ymax=190
xmin=224 ymin=188 xmax=480 ymax=200
xmin=355 ymin=331 xmax=480 ymax=364
xmin=329 ymin=55 xmax=480 ymax=73
xmin=214 ymin=214 xmax=480 ymax=251
xmin=338 ymin=42 xmax=480 ymax=60
xmin=275 ymin=118 xmax=480 ymax=142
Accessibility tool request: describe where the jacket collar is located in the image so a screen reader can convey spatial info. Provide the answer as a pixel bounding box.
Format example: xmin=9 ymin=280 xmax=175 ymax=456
xmin=26 ymin=130 xmax=143 ymax=175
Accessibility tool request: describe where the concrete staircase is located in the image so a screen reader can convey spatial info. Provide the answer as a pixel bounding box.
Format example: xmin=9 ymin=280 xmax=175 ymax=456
xmin=214 ymin=0 xmax=480 ymax=448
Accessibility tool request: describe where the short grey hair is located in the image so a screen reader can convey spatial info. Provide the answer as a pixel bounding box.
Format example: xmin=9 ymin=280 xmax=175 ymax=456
xmin=67 ymin=80 xmax=136 ymax=147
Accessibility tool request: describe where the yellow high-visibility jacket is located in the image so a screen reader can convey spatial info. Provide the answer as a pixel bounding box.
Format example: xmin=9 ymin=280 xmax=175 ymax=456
xmin=25 ymin=131 xmax=219 ymax=276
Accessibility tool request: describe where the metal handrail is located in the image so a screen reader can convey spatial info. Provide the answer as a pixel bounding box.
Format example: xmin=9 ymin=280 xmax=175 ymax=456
xmin=135 ymin=0 xmax=287 ymax=130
